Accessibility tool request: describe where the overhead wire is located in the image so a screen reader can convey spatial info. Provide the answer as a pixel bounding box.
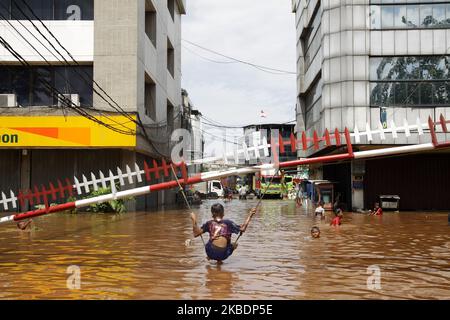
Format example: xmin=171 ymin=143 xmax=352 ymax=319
xmin=182 ymin=39 xmax=296 ymax=75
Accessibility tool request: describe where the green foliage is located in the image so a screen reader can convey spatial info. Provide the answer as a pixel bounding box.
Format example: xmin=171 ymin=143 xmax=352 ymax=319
xmin=84 ymin=185 xmax=132 ymax=214
xmin=65 ymin=196 xmax=78 ymax=214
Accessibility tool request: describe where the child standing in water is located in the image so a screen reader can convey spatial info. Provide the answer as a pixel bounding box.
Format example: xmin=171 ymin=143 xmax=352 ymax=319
xmin=330 ymin=209 xmax=343 ymax=226
xmin=190 ymin=204 xmax=257 ymax=263
xmin=315 ymin=202 xmax=325 ymax=217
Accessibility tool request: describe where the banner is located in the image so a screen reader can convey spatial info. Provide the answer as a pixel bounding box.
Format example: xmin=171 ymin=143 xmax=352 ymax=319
xmin=0 ymin=116 xmax=136 ymax=147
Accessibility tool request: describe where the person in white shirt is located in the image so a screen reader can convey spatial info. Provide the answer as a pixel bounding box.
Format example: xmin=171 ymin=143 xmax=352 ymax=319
xmin=315 ymin=202 xmax=325 ymax=217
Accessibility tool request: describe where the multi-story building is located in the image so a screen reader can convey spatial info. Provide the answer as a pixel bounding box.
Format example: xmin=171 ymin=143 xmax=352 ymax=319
xmin=181 ymin=89 xmax=204 ymax=175
xmin=244 ymin=123 xmax=297 ymax=163
xmin=292 ymin=0 xmax=450 ymax=210
xmin=0 ymin=0 xmax=186 ymax=211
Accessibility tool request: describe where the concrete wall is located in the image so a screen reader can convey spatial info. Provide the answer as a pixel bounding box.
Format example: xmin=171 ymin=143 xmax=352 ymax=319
xmin=94 ymin=0 xmax=139 ymax=112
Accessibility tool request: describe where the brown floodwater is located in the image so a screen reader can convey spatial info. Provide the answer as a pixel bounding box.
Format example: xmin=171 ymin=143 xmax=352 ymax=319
xmin=0 ymin=199 xmax=449 ymax=300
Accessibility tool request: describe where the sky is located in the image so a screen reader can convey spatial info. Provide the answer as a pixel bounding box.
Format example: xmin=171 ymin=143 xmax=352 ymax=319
xmin=181 ymin=0 xmax=297 ymax=156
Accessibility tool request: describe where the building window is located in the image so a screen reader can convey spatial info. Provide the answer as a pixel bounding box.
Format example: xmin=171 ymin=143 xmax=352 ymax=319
xmin=370 ymin=56 xmax=450 ymax=107
xmin=301 ymin=4 xmax=321 ymax=72
xmin=167 ymin=100 xmax=174 ymax=135
xmin=145 ymin=2 xmax=157 ymax=47
xmin=0 ymin=0 xmax=10 ymax=19
xmin=370 ymin=2 xmax=450 ymax=29
xmin=11 ymin=0 xmax=53 ymax=20
xmin=54 ymin=66 xmax=93 ymax=106
xmin=54 ymin=0 xmax=94 ymax=20
xmin=167 ymin=38 xmax=175 ymax=77
xmin=0 ymin=66 xmax=93 ymax=107
xmin=1 ymin=0 xmax=93 ymax=21
xmin=145 ymin=74 xmax=156 ymax=120
xmin=168 ymin=0 xmax=175 ymax=21
xmin=32 ymin=67 xmax=53 ymax=106
xmin=302 ymin=77 xmax=322 ymax=128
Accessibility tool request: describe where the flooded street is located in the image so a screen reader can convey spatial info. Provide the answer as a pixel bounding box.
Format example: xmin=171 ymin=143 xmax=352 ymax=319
xmin=0 ymin=199 xmax=449 ymax=300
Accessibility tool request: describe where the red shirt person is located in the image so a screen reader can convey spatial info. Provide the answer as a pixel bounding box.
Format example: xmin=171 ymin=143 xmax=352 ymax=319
xmin=370 ymin=203 xmax=383 ymax=216
xmin=330 ymin=210 xmax=343 ymax=226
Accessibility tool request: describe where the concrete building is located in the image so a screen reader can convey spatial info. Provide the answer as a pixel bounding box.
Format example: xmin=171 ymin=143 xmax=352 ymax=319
xmin=292 ymin=0 xmax=450 ymax=210
xmin=0 ymin=0 xmax=186 ymax=211
xmin=244 ymin=123 xmax=297 ymax=163
xmin=181 ymin=89 xmax=204 ymax=175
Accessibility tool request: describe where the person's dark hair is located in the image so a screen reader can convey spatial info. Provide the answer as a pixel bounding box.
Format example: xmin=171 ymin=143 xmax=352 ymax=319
xmin=211 ymin=203 xmax=225 ymax=217
xmin=311 ymin=226 xmax=320 ymax=233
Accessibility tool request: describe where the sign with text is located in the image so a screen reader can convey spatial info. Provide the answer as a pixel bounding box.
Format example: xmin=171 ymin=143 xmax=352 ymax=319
xmin=0 ymin=116 xmax=136 ymax=148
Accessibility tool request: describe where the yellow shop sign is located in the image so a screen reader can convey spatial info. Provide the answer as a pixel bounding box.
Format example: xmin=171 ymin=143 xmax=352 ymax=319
xmin=0 ymin=116 xmax=136 ymax=147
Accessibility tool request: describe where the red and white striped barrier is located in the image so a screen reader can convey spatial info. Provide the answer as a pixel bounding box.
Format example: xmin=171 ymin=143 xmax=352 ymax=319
xmin=0 ymin=115 xmax=449 ymax=219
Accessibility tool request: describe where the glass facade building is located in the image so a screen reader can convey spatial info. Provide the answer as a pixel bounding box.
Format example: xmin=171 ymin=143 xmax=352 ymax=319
xmin=292 ymin=0 xmax=450 ymax=210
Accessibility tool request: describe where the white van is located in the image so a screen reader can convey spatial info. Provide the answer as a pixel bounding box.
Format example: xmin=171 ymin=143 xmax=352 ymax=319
xmin=210 ymin=180 xmax=224 ymax=197
xmin=194 ymin=180 xmax=224 ymax=198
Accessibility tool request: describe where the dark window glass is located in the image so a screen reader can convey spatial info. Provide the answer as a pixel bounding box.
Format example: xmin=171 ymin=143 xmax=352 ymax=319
xmin=394 ymin=82 xmax=406 ymax=105
xmin=32 ymin=67 xmax=53 ymax=106
xmin=145 ymin=79 xmax=156 ymax=120
xmin=167 ymin=101 xmax=174 ymax=135
xmin=370 ymin=82 xmax=392 ymax=107
xmin=433 ymin=82 xmax=449 ymax=105
xmin=167 ymin=39 xmax=175 ymax=77
xmin=11 ymin=68 xmax=31 ymax=106
xmin=54 ymin=0 xmax=94 ymax=20
xmin=0 ymin=66 xmax=93 ymax=107
xmin=371 ymin=56 xmax=450 ymax=81
xmin=446 ymin=82 xmax=450 ymax=103
xmin=0 ymin=67 xmax=10 ymax=93
xmin=12 ymin=0 xmax=53 ymax=20
xmin=371 ymin=3 xmax=450 ymax=29
xmin=168 ymin=0 xmax=175 ymax=21
xmin=420 ymin=82 xmax=433 ymax=105
xmin=54 ymin=66 xmax=93 ymax=107
xmin=304 ymin=77 xmax=322 ymax=112
xmin=302 ymin=8 xmax=321 ymax=71
xmin=145 ymin=9 xmax=157 ymax=47
xmin=0 ymin=0 xmax=10 ymax=19
xmin=405 ymin=82 xmax=419 ymax=106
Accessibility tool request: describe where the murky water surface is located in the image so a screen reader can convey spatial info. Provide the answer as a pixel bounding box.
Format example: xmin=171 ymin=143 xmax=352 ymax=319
xmin=0 ymin=200 xmax=449 ymax=299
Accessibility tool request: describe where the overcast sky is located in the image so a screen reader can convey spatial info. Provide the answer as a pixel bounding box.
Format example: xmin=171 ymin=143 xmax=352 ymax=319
xmin=181 ymin=0 xmax=297 ymax=156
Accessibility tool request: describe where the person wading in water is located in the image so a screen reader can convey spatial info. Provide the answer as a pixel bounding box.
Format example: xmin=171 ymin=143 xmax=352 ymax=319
xmin=190 ymin=204 xmax=256 ymax=264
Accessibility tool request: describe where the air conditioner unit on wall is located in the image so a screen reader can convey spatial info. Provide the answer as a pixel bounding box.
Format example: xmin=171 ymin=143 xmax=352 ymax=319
xmin=57 ymin=94 xmax=80 ymax=107
xmin=0 ymin=94 xmax=17 ymax=108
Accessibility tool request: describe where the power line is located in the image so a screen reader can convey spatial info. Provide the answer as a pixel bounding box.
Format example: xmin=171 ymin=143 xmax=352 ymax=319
xmin=200 ymin=114 xmax=296 ymax=129
xmin=11 ymin=0 xmax=138 ymax=125
xmin=182 ymin=44 xmax=237 ymax=64
xmin=3 ymin=1 xmax=179 ymax=155
xmin=182 ymin=39 xmax=296 ymax=75
xmin=0 ymin=6 xmax=136 ymax=134
xmin=0 ymin=36 xmax=136 ymax=136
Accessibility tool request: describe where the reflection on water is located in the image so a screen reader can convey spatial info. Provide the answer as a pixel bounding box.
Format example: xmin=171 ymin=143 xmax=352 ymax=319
xmin=0 ymin=200 xmax=449 ymax=299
